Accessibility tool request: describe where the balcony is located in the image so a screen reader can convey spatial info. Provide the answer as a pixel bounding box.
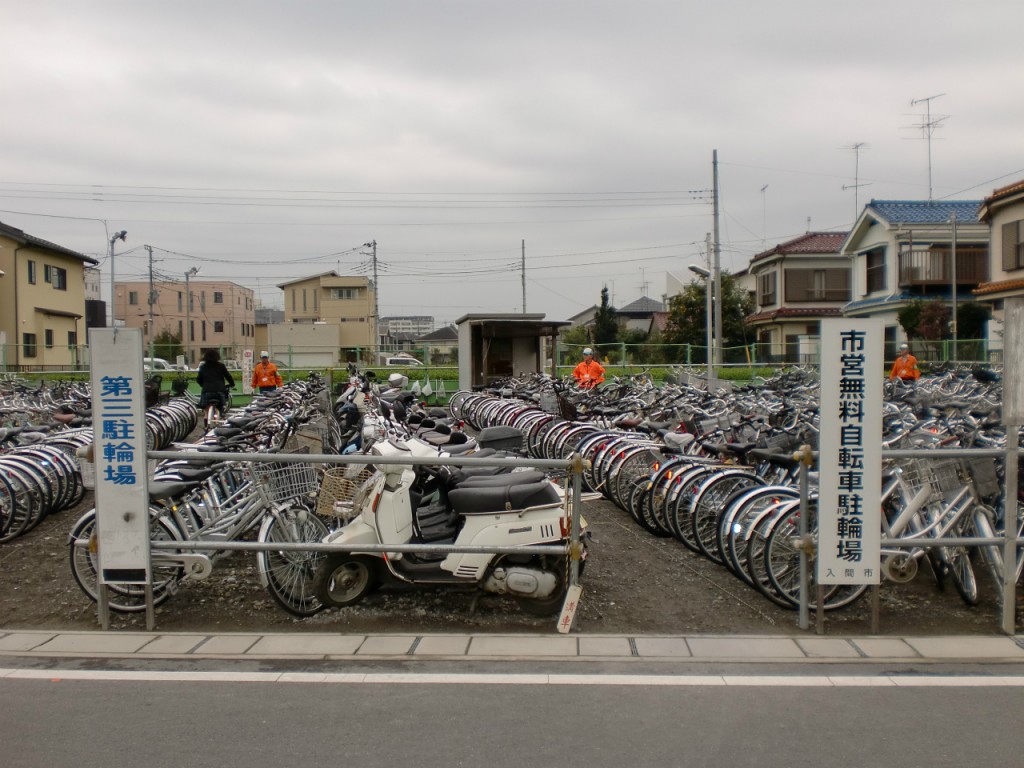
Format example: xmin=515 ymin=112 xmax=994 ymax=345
xmin=898 ymin=247 xmax=989 ymax=287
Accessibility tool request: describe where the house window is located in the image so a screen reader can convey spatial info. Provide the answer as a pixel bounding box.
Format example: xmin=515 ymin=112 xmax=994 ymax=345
xmin=27 ymin=260 xmax=36 ymax=284
xmin=213 ymin=291 xmax=224 ymax=304
xmin=292 ymin=289 xmax=297 ymax=311
xmin=68 ymin=331 xmax=77 ymax=348
xmin=758 ymin=271 xmax=777 ymax=306
xmin=331 ymin=287 xmax=360 ymax=300
xmin=178 ymin=320 xmax=183 ymax=339
xmin=23 ymin=333 xmax=37 ymax=358
xmin=128 ymin=291 xmax=139 ymax=305
xmin=44 ymin=329 xmax=54 ymax=348
xmin=44 ymin=264 xmax=52 ymax=283
xmin=201 ymin=321 xmax=207 ymax=342
xmin=51 ymin=267 xmax=67 ymax=290
xmin=1002 ymin=220 xmax=1024 ymax=271
xmin=214 ymin=321 xmax=224 ymax=333
xmin=302 ymin=289 xmax=307 ymax=312
xmin=866 ymin=251 xmax=887 ymax=293
xmin=784 ymin=268 xmax=850 ymax=302
xmin=178 ymin=292 xmax=183 ymax=312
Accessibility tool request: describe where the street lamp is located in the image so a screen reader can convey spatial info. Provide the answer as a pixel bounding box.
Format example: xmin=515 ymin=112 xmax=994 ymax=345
xmin=689 ymin=264 xmax=713 ymax=380
xmin=108 ymin=230 xmax=127 ymax=327
xmin=184 ymin=267 xmax=199 ymax=365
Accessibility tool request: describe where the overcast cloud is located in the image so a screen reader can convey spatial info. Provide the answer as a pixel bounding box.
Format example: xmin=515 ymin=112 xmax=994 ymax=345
xmin=2 ymin=1 xmax=1023 ymax=324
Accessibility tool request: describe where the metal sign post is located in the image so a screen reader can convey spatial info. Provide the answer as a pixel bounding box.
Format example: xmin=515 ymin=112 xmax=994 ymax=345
xmin=817 ymin=319 xmax=883 ymax=589
xmin=1001 ymin=298 xmax=1023 ymax=634
xmin=89 ymin=328 xmax=153 ymax=629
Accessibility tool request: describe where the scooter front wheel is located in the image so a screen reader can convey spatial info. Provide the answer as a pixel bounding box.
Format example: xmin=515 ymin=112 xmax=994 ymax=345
xmin=315 ymin=554 xmax=379 ymax=608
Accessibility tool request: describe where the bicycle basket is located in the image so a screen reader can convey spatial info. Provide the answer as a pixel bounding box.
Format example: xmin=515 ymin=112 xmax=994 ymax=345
xmin=556 ymin=393 xmax=578 ymax=421
xmin=316 ymin=465 xmax=377 ymax=520
xmin=964 ymin=456 xmax=1001 ymax=500
xmin=251 ymin=460 xmax=319 ymax=505
xmin=899 ymin=458 xmax=961 ymax=503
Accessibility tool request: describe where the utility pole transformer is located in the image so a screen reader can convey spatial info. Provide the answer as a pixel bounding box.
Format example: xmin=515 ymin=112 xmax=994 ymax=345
xmin=521 ymin=239 xmax=526 ymax=314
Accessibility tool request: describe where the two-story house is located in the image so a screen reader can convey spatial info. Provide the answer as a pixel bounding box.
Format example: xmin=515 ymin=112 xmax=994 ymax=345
xmin=0 ymin=220 xmax=99 ymax=369
xmin=975 ymin=179 xmax=1024 ymax=358
xmin=745 ymin=232 xmax=850 ymax=362
xmin=841 ymin=200 xmax=989 ymax=355
xmin=115 ymin=279 xmax=255 ymax=367
xmin=276 ymin=272 xmax=377 ymax=358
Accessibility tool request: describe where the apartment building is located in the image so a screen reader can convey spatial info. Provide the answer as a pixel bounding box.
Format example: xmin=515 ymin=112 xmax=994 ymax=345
xmin=114 ymin=279 xmax=255 ymax=367
xmin=277 ymin=272 xmax=377 ymax=349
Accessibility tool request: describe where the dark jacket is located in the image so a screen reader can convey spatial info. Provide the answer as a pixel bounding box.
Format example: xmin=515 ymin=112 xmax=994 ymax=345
xmin=196 ymin=360 xmax=235 ymax=394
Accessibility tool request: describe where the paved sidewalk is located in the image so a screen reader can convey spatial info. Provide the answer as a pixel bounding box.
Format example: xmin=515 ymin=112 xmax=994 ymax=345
xmin=2 ymin=629 xmax=1023 ymax=663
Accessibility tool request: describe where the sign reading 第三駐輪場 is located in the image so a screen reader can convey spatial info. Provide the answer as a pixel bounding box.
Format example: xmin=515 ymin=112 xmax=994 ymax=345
xmin=89 ymin=327 xmax=151 ymax=585
xmin=817 ymin=319 xmax=882 ymax=585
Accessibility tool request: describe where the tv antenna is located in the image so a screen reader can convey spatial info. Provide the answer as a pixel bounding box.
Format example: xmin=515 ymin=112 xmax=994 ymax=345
xmin=841 ymin=142 xmax=870 ymax=223
xmin=907 ymin=93 xmax=947 ymax=200
xmin=760 ymin=185 xmax=769 ymax=248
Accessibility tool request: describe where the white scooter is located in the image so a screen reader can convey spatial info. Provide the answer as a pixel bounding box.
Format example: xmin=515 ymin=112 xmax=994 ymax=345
xmin=314 ymin=436 xmax=587 ymax=616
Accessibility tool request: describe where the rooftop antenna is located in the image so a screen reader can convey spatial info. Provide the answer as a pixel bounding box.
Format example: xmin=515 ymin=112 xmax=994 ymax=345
xmin=760 ymin=185 xmax=769 ymax=248
xmin=908 ymin=93 xmax=947 ymax=200
xmin=842 ymin=142 xmax=870 ymax=224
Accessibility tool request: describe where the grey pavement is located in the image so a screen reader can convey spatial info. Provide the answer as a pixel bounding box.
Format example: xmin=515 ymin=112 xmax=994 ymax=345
xmin=2 ymin=628 xmax=1024 ymax=663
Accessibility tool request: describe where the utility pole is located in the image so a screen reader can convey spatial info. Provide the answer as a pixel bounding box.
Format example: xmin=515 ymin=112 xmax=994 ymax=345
xmin=521 ymin=239 xmax=526 ymax=313
xmin=950 ymin=212 xmax=958 ymax=360
xmin=909 ymin=93 xmax=946 ymax=201
xmin=146 ymin=245 xmax=155 ymax=359
xmin=108 ymin=229 xmax=127 ymax=327
xmin=364 ymin=240 xmax=378 ymax=350
xmin=184 ymin=267 xmax=199 ymax=365
xmin=712 ymin=150 xmax=723 ymax=369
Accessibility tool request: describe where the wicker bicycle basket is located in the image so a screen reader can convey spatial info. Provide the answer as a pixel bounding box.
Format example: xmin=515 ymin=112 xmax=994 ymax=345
xmin=251 ymin=460 xmax=319 ymax=505
xmin=316 ymin=465 xmax=378 ymax=519
xmin=899 ymin=458 xmax=963 ymax=504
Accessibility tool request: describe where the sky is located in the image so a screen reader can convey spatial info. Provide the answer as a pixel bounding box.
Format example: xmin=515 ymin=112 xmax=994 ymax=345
xmin=2 ymin=1 xmax=1023 ymax=326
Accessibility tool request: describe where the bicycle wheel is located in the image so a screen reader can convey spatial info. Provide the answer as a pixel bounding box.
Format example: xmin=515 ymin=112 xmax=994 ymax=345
xmin=689 ymin=470 xmax=764 ymax=564
xmin=939 ymin=516 xmax=979 ymax=606
xmin=68 ymin=508 xmax=184 ymax=613
xmin=256 ymin=507 xmax=330 ymax=617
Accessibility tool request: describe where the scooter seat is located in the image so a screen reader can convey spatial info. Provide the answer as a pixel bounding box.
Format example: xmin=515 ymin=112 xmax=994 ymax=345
xmin=448 ymin=481 xmax=560 ymax=515
xmin=454 ymin=470 xmax=547 ymax=489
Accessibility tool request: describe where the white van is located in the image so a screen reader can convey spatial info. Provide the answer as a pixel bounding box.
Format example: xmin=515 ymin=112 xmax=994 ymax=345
xmin=383 ymin=356 xmax=423 ymax=366
xmin=143 ymin=357 xmax=174 ymax=372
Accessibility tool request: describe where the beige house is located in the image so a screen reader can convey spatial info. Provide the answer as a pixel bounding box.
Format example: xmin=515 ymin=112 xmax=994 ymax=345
xmin=842 ymin=200 xmax=989 ymax=355
xmin=0 ymin=220 xmax=99 ymax=369
xmin=277 ymin=272 xmax=377 ymax=351
xmin=745 ymin=232 xmax=850 ymax=362
xmin=115 ymin=279 xmax=255 ymax=367
xmin=975 ymin=179 xmax=1024 ymax=357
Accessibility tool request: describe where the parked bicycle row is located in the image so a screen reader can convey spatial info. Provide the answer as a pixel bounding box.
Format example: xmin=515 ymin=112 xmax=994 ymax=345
xmin=0 ymin=398 xmax=199 ymax=544
xmin=447 ymin=366 xmax=1018 ymax=612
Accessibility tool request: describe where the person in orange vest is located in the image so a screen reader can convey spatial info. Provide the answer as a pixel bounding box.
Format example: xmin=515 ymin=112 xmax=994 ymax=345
xmin=252 ymin=351 xmax=282 ymax=393
xmin=572 ymin=347 xmax=605 ymax=389
xmin=889 ymin=343 xmax=920 ymax=383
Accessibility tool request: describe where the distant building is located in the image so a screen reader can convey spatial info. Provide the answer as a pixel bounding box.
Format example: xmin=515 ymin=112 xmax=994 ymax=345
xmin=115 ymin=279 xmax=255 ymax=367
xmin=277 ymin=271 xmax=376 ymax=351
xmin=380 ymin=315 xmax=434 ymax=336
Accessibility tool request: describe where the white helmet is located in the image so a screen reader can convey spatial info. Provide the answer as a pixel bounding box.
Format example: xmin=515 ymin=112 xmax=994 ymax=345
xmin=583 ymin=347 xmax=594 ymax=355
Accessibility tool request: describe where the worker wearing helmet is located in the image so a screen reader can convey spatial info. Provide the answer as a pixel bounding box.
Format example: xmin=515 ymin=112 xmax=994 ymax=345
xmin=252 ymin=352 xmax=282 ymax=392
xmin=572 ymin=347 xmax=605 ymax=389
xmin=889 ymin=343 xmax=920 ymax=382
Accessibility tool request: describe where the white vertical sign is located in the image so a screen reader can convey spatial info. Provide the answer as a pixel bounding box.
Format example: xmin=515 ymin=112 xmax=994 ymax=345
xmin=89 ymin=328 xmax=151 ymax=583
xmin=817 ymin=318 xmax=882 ymax=585
xmin=1003 ymin=298 xmax=1024 ymax=425
xmin=242 ymin=348 xmax=255 ymax=395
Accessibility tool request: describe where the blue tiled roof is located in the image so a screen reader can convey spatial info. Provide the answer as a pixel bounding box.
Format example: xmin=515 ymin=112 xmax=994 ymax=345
xmin=866 ymin=200 xmax=982 ymax=225
xmin=843 ymin=292 xmax=913 ymax=312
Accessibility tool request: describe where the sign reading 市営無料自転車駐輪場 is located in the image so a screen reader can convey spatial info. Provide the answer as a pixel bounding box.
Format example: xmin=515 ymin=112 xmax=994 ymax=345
xmin=89 ymin=327 xmax=151 ymax=586
xmin=817 ymin=319 xmax=882 ymax=585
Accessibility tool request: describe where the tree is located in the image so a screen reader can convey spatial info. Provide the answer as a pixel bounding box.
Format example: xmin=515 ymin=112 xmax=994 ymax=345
xmin=152 ymin=330 xmax=184 ymax=361
xmin=662 ymin=271 xmax=753 ymax=363
xmin=592 ymin=286 xmax=619 ymax=353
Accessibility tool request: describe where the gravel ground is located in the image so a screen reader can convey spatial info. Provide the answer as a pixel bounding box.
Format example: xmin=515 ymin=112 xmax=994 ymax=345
xmin=0 ymin=488 xmax=1015 ymax=637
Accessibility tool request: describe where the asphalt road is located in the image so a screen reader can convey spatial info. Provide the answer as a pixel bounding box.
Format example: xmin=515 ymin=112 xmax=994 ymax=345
xmin=4 ymin=660 xmax=1024 ymax=768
